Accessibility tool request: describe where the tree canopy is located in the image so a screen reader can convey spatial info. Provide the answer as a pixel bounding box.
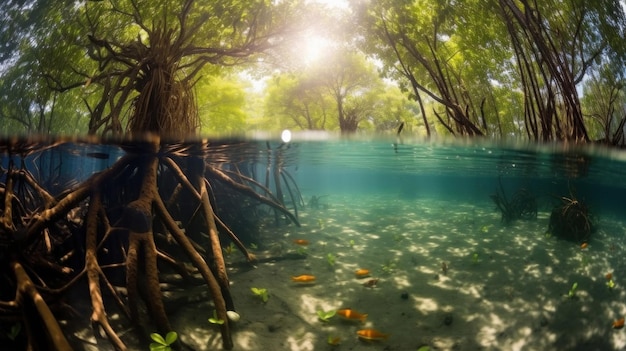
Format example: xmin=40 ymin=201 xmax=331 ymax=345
xmin=1 ymin=0 xmax=626 ymax=143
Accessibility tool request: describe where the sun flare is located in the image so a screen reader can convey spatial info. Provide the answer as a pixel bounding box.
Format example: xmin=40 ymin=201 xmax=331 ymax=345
xmin=300 ymin=34 xmax=331 ymax=65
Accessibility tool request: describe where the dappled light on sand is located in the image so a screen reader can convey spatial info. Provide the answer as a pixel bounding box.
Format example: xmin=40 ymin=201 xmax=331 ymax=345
xmin=218 ymin=191 xmax=626 ymax=350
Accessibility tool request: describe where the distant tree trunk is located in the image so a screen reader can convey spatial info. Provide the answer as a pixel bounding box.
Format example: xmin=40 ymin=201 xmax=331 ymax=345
xmin=499 ymin=0 xmax=592 ymax=142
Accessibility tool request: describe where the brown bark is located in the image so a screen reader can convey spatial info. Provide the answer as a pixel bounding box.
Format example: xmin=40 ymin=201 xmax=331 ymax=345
xmin=11 ymin=260 xmax=73 ymax=351
xmin=85 ymin=191 xmax=126 ymax=350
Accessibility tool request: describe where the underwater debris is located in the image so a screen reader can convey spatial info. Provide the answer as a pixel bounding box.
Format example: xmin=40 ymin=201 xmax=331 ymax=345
xmin=613 ymin=318 xmax=625 ymax=329
xmin=580 ymin=242 xmax=588 ymax=250
xmin=293 ymin=239 xmax=309 ymax=246
xmin=363 ymin=278 xmax=379 ymax=288
xmin=441 ymin=262 xmax=449 ymax=275
xmin=327 ymin=335 xmax=341 ymax=345
xmin=226 ymin=311 xmax=240 ymax=322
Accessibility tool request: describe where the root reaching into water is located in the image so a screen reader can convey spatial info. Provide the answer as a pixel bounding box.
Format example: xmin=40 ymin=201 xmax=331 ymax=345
xmin=0 ymin=138 xmax=300 ymax=350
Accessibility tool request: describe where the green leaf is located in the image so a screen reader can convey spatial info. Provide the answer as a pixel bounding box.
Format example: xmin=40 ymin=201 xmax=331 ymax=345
xmin=149 ymin=343 xmax=168 ymax=351
xmin=165 ymin=331 xmax=178 ymax=345
xmin=209 ymin=310 xmax=225 ymax=325
xmin=150 ymin=333 xmax=167 ymax=345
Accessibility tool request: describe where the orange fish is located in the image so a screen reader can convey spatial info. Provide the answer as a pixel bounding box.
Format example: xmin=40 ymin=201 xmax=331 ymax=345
xmin=614 ymin=318 xmax=625 ymax=329
xmin=356 ymin=328 xmax=390 ymax=341
xmin=337 ymin=308 xmax=368 ymax=322
xmin=293 ymin=239 xmax=309 ymax=246
xmin=606 ymin=273 xmax=613 ymax=280
xmin=355 ymin=269 xmax=370 ymax=278
xmin=580 ymin=242 xmax=588 ymax=250
xmin=291 ymin=274 xmax=316 ymax=283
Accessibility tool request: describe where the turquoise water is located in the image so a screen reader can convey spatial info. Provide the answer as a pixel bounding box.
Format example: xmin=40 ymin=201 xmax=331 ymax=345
xmin=2 ymin=136 xmax=626 ymax=350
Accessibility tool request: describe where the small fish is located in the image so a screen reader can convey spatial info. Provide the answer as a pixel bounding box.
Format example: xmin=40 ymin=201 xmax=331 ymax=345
xmin=613 ymin=317 xmax=625 ymax=329
xmin=580 ymin=242 xmax=588 ymax=250
xmin=363 ymin=279 xmax=379 ymax=288
xmin=356 ymin=328 xmax=390 ymax=341
xmin=337 ymin=308 xmax=368 ymax=322
xmin=291 ymin=274 xmax=316 ymax=283
xmin=441 ymin=261 xmax=449 ymax=275
xmin=606 ymin=273 xmax=613 ymax=280
xmin=355 ymin=269 xmax=370 ymax=278
xmin=293 ymin=239 xmax=309 ymax=246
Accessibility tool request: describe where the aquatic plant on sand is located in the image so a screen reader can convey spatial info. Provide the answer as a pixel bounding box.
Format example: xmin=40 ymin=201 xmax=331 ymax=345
xmin=548 ymin=190 xmax=595 ymax=243
xmin=149 ymin=331 xmax=178 ymax=351
xmin=490 ymin=179 xmax=537 ymax=224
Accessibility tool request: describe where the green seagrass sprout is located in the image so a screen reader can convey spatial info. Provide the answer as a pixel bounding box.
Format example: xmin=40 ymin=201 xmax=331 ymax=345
xmin=607 ymin=279 xmax=616 ymax=290
xmin=568 ymin=282 xmax=578 ymax=298
xmin=251 ymin=287 xmax=269 ymax=303
xmin=149 ymin=331 xmax=177 ymax=351
xmin=326 ymin=253 xmax=336 ymax=267
xmin=472 ymin=253 xmax=479 ymax=264
xmin=316 ymin=309 xmax=336 ymax=322
xmin=7 ymin=323 xmax=20 ymax=341
xmin=223 ymin=242 xmax=236 ymax=256
xmin=208 ymin=310 xmax=225 ymax=325
xmin=381 ymin=260 xmax=397 ymax=274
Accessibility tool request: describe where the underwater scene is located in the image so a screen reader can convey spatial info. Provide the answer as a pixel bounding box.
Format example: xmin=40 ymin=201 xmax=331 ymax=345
xmin=2 ymin=136 xmax=626 ymax=351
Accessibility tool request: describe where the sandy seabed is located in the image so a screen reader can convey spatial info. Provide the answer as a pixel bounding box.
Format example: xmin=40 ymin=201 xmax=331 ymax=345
xmin=73 ymin=194 xmax=626 ymax=351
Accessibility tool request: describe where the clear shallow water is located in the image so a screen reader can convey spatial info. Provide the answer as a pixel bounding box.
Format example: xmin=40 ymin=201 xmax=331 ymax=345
xmin=3 ymin=136 xmax=626 ymax=350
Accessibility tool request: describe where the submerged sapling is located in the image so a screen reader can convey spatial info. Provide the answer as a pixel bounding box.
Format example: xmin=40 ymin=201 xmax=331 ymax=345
xmin=326 ymin=253 xmax=336 ymax=267
xmin=568 ymin=282 xmax=578 ymax=298
xmin=223 ymin=242 xmax=235 ymax=256
xmin=208 ymin=310 xmax=225 ymax=325
xmin=249 ymin=242 xmax=258 ymax=250
xmin=381 ymin=260 xmax=397 ymax=274
xmin=472 ymin=253 xmax=479 ymax=264
xmin=349 ymin=239 xmax=355 ymax=248
xmin=150 ymin=331 xmax=177 ymax=351
xmin=296 ymin=246 xmax=308 ymax=256
xmin=251 ymin=287 xmax=269 ymax=303
xmin=317 ymin=309 xmax=337 ymax=322
xmin=7 ymin=322 xmax=20 ymax=341
xmin=607 ymin=279 xmax=616 ymax=290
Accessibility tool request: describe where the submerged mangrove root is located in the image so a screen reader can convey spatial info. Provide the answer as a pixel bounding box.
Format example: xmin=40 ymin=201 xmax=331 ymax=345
xmin=548 ymin=194 xmax=594 ymax=243
xmin=11 ymin=260 xmax=73 ymax=351
xmin=490 ymin=179 xmax=537 ymax=224
xmin=0 ymin=138 xmax=300 ymax=350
